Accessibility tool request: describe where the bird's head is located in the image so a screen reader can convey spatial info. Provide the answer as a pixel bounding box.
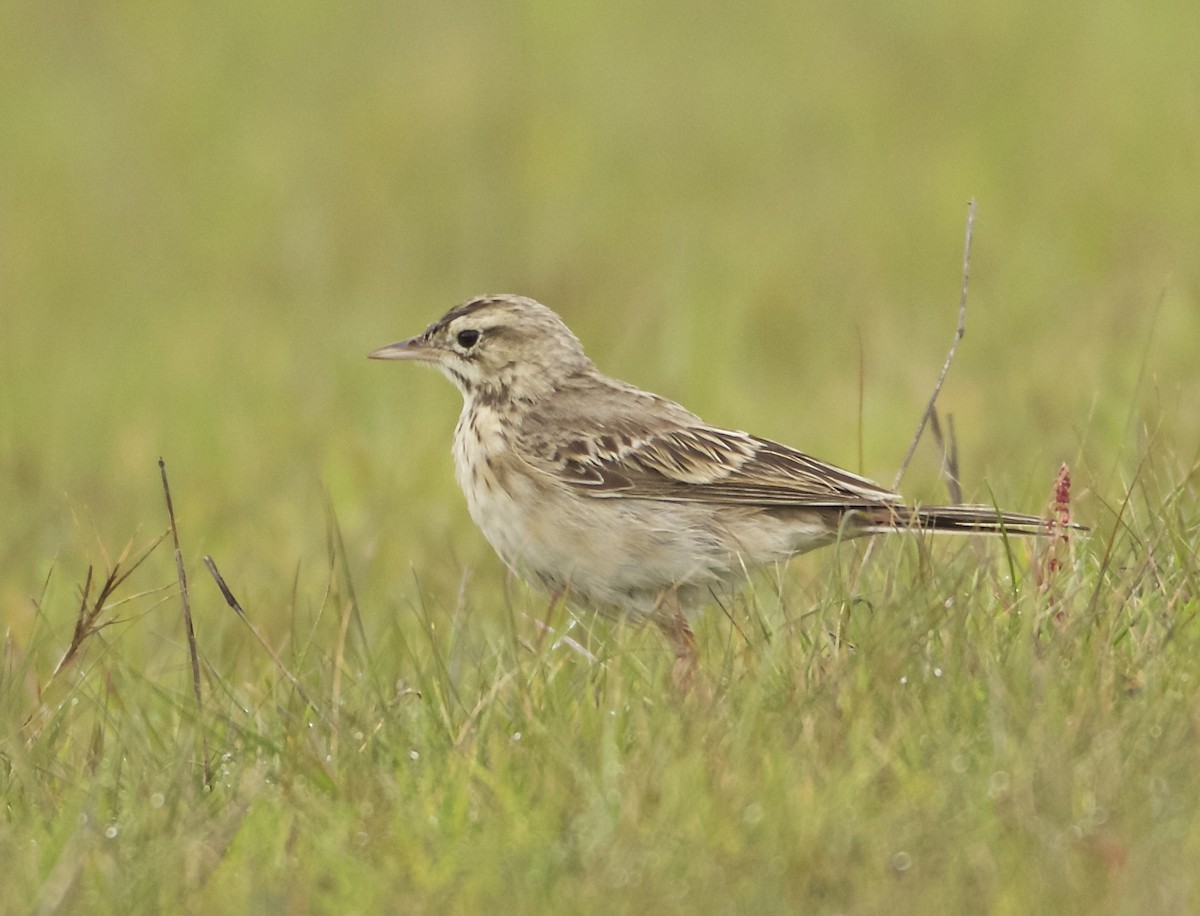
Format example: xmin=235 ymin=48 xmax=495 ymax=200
xmin=369 ymin=295 xmax=593 ymax=404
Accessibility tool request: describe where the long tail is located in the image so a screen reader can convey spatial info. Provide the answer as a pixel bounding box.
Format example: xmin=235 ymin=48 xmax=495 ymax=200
xmin=861 ymin=504 xmax=1086 ymax=537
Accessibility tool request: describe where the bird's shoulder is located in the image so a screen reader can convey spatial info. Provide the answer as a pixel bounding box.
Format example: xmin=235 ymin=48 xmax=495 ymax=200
xmin=512 ymin=371 xmax=899 ymax=507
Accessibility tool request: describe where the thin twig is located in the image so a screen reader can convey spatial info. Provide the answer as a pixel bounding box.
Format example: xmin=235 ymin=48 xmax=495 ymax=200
xmin=891 ymin=199 xmax=976 ymax=490
xmin=853 ymin=201 xmax=977 ymax=588
xmin=203 ymin=555 xmax=333 ymax=729
xmin=929 ymin=407 xmax=963 ymax=505
xmin=159 ymin=457 xmax=211 ymax=786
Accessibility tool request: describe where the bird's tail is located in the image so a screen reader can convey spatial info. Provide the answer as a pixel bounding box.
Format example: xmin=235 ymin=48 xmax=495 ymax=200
xmin=860 ymin=504 xmax=1086 ymax=537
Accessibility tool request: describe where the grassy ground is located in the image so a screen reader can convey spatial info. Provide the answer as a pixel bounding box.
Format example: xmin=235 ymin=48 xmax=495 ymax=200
xmin=3 ymin=1 xmax=1200 ymax=912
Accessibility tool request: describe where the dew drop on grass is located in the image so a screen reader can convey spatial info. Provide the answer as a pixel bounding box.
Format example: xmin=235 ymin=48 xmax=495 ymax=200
xmin=150 ymin=793 xmax=165 ymax=809
xmin=512 ymin=732 xmax=522 ymax=742
xmin=105 ymin=826 xmax=118 ymax=839
xmin=890 ymin=851 xmax=912 ymax=873
xmin=899 ymin=676 xmax=908 ymax=685
xmin=409 ymin=749 xmax=420 ymax=761
xmin=950 ymin=755 xmax=968 ymax=774
xmin=933 ymin=667 xmax=943 ymax=678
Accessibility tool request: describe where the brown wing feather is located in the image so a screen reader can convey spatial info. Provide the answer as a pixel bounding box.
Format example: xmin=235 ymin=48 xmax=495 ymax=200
xmin=515 ymin=376 xmax=899 ymax=508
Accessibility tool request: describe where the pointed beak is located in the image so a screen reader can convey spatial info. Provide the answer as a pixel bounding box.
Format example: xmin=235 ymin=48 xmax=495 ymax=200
xmin=368 ymin=337 xmax=437 ymax=362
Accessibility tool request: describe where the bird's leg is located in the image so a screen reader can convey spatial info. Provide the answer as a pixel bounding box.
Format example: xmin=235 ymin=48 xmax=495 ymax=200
xmin=654 ymin=592 xmax=697 ymax=690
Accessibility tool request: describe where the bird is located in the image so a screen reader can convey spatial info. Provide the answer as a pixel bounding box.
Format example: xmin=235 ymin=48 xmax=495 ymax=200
xmin=370 ymin=294 xmax=1077 ymax=677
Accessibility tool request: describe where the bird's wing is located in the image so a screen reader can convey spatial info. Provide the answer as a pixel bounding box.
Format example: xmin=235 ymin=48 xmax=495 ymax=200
xmin=515 ymin=393 xmax=900 ymax=508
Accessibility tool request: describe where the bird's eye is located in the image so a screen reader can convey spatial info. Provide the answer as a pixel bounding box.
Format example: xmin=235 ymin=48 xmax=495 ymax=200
xmin=456 ymin=329 xmax=480 ymax=349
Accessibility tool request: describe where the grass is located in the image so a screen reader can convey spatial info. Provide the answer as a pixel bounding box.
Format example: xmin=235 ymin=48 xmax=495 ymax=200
xmin=3 ymin=0 xmax=1200 ymax=912
xmin=6 ymin=474 xmax=1200 ymax=913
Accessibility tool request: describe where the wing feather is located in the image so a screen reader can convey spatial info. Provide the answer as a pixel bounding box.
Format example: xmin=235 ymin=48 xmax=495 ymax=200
xmin=515 ymin=385 xmax=899 ymax=508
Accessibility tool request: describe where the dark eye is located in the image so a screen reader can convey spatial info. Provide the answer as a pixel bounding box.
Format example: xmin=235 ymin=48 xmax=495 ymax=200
xmin=456 ymin=329 xmax=480 ymax=349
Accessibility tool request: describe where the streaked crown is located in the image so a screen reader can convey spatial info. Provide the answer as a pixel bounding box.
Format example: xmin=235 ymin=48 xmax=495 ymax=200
xmin=370 ymin=295 xmax=593 ymax=403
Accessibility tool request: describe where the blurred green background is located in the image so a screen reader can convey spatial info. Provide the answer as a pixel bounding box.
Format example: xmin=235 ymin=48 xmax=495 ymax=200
xmin=2 ymin=1 xmax=1197 ymax=645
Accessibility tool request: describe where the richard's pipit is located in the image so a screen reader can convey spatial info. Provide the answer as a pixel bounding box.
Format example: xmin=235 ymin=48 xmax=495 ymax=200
xmin=371 ymin=295 xmax=1076 ymax=670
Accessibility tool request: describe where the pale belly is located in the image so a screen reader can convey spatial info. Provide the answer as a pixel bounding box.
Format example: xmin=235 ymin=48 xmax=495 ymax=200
xmin=452 ymin=417 xmax=832 ymax=618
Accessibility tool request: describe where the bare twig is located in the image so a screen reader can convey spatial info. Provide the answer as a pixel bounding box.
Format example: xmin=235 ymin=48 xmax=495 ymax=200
xmin=929 ymin=407 xmax=963 ymax=505
xmin=891 ymin=199 xmax=976 ymax=490
xmin=203 ymin=555 xmax=332 ymax=729
xmin=853 ymin=201 xmax=977 ymax=587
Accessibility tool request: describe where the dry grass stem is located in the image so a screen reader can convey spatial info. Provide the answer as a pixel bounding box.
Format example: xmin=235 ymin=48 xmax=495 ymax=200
xmin=22 ymin=531 xmax=167 ymax=741
xmin=51 ymin=532 xmax=167 ymax=681
xmin=158 ymin=457 xmax=211 ymax=784
xmin=856 ymin=199 xmax=977 ymax=585
xmin=203 ymin=555 xmax=332 ymax=729
xmin=929 ymin=407 xmax=963 ymax=505
xmin=892 ymin=198 xmax=976 ymax=490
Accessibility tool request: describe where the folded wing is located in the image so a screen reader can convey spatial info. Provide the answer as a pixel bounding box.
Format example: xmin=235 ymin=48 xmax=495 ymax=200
xmin=517 ymin=405 xmax=900 ymax=508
